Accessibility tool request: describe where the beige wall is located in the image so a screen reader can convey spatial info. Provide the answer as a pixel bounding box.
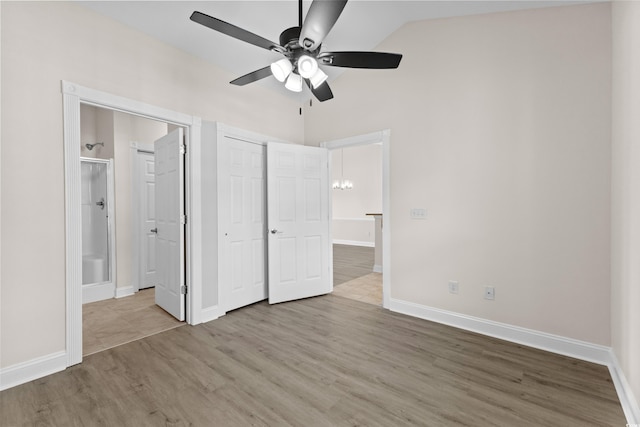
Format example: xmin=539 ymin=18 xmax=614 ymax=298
xmin=80 ymin=104 xmax=115 ymax=160
xmin=0 ymin=1 xmax=302 ymax=368
xmin=611 ymin=0 xmax=640 ymax=410
xmin=306 ymin=4 xmax=612 ymax=345
xmin=2 ymin=1 xmax=636 ymax=409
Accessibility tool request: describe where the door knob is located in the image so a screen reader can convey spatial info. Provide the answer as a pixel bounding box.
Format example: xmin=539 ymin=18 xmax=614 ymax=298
xmin=270 ymin=229 xmax=282 ymax=234
xmin=150 ymin=228 xmax=158 ymax=234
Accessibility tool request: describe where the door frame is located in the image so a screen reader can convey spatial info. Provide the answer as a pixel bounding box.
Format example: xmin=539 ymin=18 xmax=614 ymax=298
xmin=62 ymin=81 xmax=203 ymax=367
xmin=131 ymin=142 xmax=155 ymax=294
xmin=320 ymin=130 xmax=391 ymax=308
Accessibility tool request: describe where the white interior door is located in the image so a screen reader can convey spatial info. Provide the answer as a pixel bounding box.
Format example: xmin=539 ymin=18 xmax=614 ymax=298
xmin=154 ymin=128 xmax=185 ymax=320
xmin=219 ymin=137 xmax=267 ymax=311
xmin=267 ymin=142 xmax=331 ymax=304
xmin=139 ymin=151 xmax=157 ymax=290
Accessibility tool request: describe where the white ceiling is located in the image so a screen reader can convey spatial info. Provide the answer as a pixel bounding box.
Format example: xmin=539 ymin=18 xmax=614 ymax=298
xmin=78 ymin=0 xmax=595 ymax=99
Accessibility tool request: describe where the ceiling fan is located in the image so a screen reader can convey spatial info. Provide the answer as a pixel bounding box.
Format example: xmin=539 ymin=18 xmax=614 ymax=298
xmin=190 ymin=0 xmax=403 ymax=102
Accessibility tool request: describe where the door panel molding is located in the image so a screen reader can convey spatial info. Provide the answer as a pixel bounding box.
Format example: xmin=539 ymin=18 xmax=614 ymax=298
xmin=154 ymin=129 xmax=185 ymax=320
xmin=131 ymin=145 xmax=156 ymax=293
xmin=267 ymin=142 xmax=331 ymax=304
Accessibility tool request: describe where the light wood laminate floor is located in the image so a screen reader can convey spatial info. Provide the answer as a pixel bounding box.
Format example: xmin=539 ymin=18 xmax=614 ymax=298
xmin=83 ymin=289 xmax=183 ymax=356
xmin=2 ymin=295 xmax=625 ymax=426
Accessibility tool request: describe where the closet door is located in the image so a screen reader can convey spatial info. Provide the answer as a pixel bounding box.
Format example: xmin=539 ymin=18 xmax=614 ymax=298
xmin=267 ymin=142 xmax=331 ymax=304
xmin=218 ymin=137 xmax=267 ymax=312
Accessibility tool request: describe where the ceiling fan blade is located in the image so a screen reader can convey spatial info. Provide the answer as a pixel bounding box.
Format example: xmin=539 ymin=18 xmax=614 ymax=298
xmin=190 ymin=11 xmax=283 ymax=53
xmin=306 ymin=79 xmax=334 ymax=102
xmin=318 ymin=51 xmax=403 ymax=69
xmin=230 ymin=66 xmax=273 ymax=86
xmin=299 ymin=0 xmax=348 ymax=52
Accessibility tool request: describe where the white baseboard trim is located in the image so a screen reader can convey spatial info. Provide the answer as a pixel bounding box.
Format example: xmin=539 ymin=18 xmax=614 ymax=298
xmin=373 ymin=264 xmax=382 ymax=273
xmin=115 ymin=286 xmax=135 ymax=299
xmin=388 ymin=297 xmax=611 ymax=365
xmin=390 ymin=298 xmax=640 ymax=424
xmin=333 ymin=239 xmax=374 ymax=248
xmin=608 ymin=350 xmax=640 ymax=424
xmin=0 ymin=351 xmax=67 ymax=391
xmin=82 ymin=282 xmax=115 ymax=304
xmin=201 ymin=305 xmax=224 ymax=323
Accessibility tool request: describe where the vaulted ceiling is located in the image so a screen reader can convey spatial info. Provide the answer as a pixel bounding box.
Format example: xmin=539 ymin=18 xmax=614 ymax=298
xmin=79 ymin=1 xmax=594 ymax=98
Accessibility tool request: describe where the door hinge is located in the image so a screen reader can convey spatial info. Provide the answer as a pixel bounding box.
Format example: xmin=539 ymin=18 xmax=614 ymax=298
xmin=180 ymin=144 xmax=186 ymax=155
xmin=181 ymin=285 xmax=188 ymax=295
xmin=181 ymin=215 xmax=187 ymax=225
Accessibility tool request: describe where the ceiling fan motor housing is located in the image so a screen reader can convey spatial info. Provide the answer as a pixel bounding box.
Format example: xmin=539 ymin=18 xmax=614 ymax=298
xmin=279 ymin=26 xmax=322 ymax=71
xmin=280 ymin=26 xmax=302 ymax=48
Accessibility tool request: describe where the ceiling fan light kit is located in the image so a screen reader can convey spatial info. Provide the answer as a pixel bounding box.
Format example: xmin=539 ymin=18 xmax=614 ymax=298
xmin=297 ymin=55 xmax=318 ymax=79
xmin=270 ymin=58 xmax=293 ymax=82
xmin=309 ymin=68 xmax=328 ymax=89
xmin=190 ymin=0 xmax=403 ymax=102
xmin=285 ymin=73 xmax=303 ymax=92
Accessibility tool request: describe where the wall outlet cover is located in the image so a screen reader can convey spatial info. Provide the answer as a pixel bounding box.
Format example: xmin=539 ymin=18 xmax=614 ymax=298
xmin=484 ymin=286 xmax=495 ymax=300
xmin=448 ymin=281 xmax=459 ymax=294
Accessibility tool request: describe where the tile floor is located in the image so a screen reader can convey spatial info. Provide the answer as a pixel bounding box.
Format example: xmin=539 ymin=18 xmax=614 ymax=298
xmin=83 ymin=288 xmax=183 ymax=356
xmin=333 ymin=272 xmax=382 ymax=306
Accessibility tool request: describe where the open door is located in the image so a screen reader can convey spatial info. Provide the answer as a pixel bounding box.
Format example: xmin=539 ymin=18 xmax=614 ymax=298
xmin=267 ymin=142 xmax=331 ymax=304
xmin=154 ymin=128 xmax=185 ymax=320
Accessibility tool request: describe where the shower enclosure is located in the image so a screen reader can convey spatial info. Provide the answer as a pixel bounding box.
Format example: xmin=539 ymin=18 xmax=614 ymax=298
xmin=81 ymin=157 xmax=116 ymax=303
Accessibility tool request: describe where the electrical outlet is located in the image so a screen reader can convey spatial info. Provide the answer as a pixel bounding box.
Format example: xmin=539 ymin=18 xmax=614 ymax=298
xmin=448 ymin=281 xmax=459 ymax=294
xmin=484 ymin=286 xmax=495 ymax=300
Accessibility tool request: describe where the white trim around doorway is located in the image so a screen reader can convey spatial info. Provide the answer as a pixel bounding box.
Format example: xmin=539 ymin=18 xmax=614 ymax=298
xmin=320 ymin=130 xmax=391 ymax=309
xmin=62 ymin=81 xmax=203 ymax=368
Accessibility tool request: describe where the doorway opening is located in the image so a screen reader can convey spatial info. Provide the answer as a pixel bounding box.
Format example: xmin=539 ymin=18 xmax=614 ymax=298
xmin=321 ymin=130 xmax=391 ymax=308
xmin=63 ymin=81 xmax=203 ymax=367
xmin=78 ymin=104 xmax=186 ymax=356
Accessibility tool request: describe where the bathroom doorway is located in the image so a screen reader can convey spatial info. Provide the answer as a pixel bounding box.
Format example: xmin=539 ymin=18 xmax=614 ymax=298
xmin=79 ymin=103 xmax=185 ymax=356
xmin=63 ymin=81 xmax=202 ymax=367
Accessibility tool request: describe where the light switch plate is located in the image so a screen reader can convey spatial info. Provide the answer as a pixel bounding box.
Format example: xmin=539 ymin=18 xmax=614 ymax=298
xmin=410 ymin=208 xmax=427 ymax=219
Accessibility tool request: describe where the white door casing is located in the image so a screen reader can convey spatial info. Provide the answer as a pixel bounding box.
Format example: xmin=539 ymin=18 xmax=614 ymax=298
xmin=63 ymin=81 xmax=201 ymax=368
xmin=154 ymin=128 xmax=185 ymax=320
xmin=139 ymin=151 xmax=157 ymax=289
xmin=219 ymin=137 xmax=268 ymax=311
xmin=267 ymin=142 xmax=331 ymax=304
